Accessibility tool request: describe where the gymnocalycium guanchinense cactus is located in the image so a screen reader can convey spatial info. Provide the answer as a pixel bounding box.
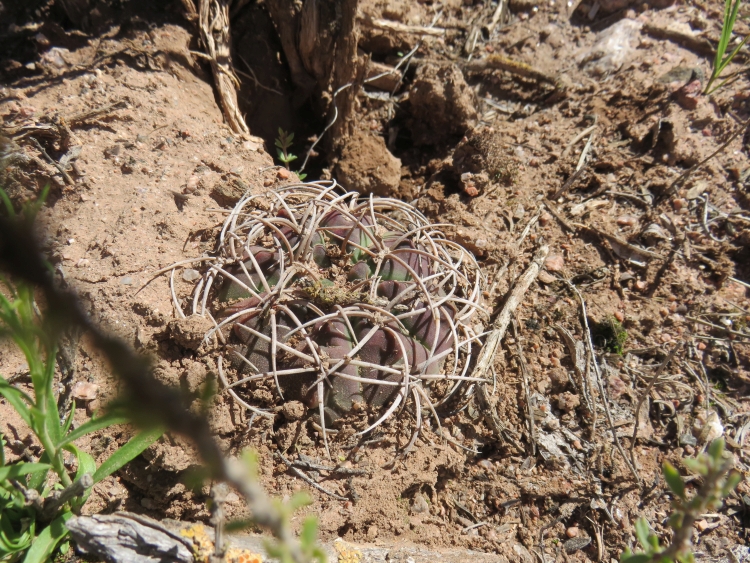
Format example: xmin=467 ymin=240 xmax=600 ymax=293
xmin=168 ymin=181 xmax=487 ymax=454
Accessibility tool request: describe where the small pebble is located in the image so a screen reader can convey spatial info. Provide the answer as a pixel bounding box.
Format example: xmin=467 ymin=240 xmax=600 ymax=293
xmin=659 ymin=307 xmax=669 ymax=317
xmin=614 ymin=311 xmax=624 ymax=322
xmin=539 ymin=212 xmax=552 ymax=226
xmin=672 ymin=198 xmax=687 ymax=211
xmin=616 ymin=215 xmax=637 ymax=227
xmin=86 ymin=399 xmax=100 ymax=416
xmin=538 ymin=271 xmax=556 ymax=284
xmin=695 ymin=519 xmax=709 ymax=532
xmin=120 ymin=276 xmax=133 ymax=285
xmin=72 ymin=381 xmax=99 ymax=401
xmin=635 ymin=280 xmax=648 ymax=291
xmin=263 ymin=178 xmax=273 ymax=187
xmin=411 ymin=494 xmax=430 ymax=514
xmin=661 ymin=333 xmax=673 ymax=343
xmin=697 ymin=342 xmax=706 ymax=351
xmin=182 ymin=269 xmax=201 ymax=282
xmin=545 ymin=254 xmax=565 ymax=272
xmin=367 ymin=525 xmax=379 ymax=539
xmin=566 ymin=527 xmax=579 ymax=538
xmin=277 ymin=168 xmax=291 ymax=180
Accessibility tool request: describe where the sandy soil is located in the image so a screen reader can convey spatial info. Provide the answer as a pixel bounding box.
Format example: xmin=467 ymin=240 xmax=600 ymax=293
xmin=1 ymin=0 xmax=749 ymax=561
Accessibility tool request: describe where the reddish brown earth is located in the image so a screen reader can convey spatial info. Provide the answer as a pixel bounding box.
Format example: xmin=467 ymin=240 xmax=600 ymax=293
xmin=1 ymin=0 xmax=749 ymax=561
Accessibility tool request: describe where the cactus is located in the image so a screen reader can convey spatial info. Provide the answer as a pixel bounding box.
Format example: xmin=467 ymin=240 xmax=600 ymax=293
xmin=174 ymin=181 xmax=487 ymax=453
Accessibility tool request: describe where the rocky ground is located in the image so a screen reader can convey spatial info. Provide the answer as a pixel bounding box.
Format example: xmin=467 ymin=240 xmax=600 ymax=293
xmin=1 ymin=0 xmax=749 ymax=561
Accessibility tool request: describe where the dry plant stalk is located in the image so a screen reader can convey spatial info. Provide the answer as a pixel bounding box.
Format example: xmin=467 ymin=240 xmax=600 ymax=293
xmin=172 ymin=181 xmax=488 ymax=454
xmin=198 ymin=0 xmax=250 ymax=138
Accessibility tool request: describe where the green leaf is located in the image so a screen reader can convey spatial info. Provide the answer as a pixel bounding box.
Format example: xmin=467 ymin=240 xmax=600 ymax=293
xmin=284 ymin=153 xmax=297 ymax=163
xmin=286 ymin=132 xmax=294 ymax=143
xmin=55 ymin=412 xmax=130 ymax=450
xmin=21 ymin=512 xmax=70 ymax=563
xmin=288 ymin=491 xmax=312 ymax=512
xmin=621 ymin=554 xmax=652 ymax=563
xmin=298 ymin=172 xmax=307 ymax=181
xmin=0 ymin=188 xmax=15 ymax=217
xmin=0 ymin=379 xmax=33 ymax=427
xmin=0 ymin=463 xmax=51 ymax=482
xmin=708 ymin=438 xmax=725 ymax=461
xmin=682 ymin=457 xmax=704 ymax=474
xmin=27 ymin=452 xmax=51 ymax=492
xmin=300 ymin=515 xmax=318 ymax=548
xmin=92 ymin=427 xmax=163 ymax=484
xmin=662 ymin=462 xmax=685 ymax=499
xmin=722 ymin=471 xmax=742 ymax=497
xmin=65 ymin=446 xmax=95 ymax=509
xmin=634 ymin=518 xmax=651 ymax=550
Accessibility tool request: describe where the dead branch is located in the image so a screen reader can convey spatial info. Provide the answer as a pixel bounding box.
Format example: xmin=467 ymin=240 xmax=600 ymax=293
xmin=198 ymin=0 xmax=250 ymax=138
xmin=472 ymin=245 xmax=549 ymax=448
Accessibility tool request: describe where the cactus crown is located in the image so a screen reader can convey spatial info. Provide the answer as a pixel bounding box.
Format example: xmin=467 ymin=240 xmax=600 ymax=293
xmin=179 ymin=181 xmax=486 ymax=453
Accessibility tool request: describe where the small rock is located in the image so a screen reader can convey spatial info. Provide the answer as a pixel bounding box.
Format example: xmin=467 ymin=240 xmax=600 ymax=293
xmin=566 ymin=526 xmax=579 ymax=538
xmin=182 ymin=269 xmax=201 ymax=282
xmin=545 ymin=254 xmax=565 ymax=272
xmin=282 ymin=401 xmax=306 ymax=421
xmin=614 ymin=311 xmax=625 ymax=322
xmin=675 ymin=79 xmax=702 ymax=110
xmin=277 ymin=168 xmax=291 ymax=180
xmin=695 ymin=519 xmax=709 ymax=532
xmin=186 ymin=175 xmax=200 ymax=192
xmin=564 ymin=536 xmax=591 ymax=554
xmin=411 ymin=494 xmax=430 ymax=514
xmin=72 ymin=381 xmax=99 ymax=401
xmin=225 ymin=492 xmax=240 ymax=503
xmin=557 ymin=392 xmax=580 ymax=412
xmin=617 ymin=215 xmax=637 ymax=227
xmin=168 ymin=315 xmax=214 ymax=350
xmin=635 ymin=280 xmax=648 ymax=291
xmin=539 ymin=212 xmax=552 ymax=227
xmin=120 ymin=276 xmax=133 ymax=285
xmin=672 ymin=198 xmax=687 ymax=212
xmin=538 ymin=271 xmax=556 ymax=284
xmin=661 ymin=333 xmax=673 ymax=343
xmin=367 ymin=525 xmax=379 ymax=539
xmin=86 ymin=399 xmax=100 ymax=417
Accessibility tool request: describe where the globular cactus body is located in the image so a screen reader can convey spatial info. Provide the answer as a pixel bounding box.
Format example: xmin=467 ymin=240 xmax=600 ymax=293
xmin=177 ymin=182 xmax=486 ymax=451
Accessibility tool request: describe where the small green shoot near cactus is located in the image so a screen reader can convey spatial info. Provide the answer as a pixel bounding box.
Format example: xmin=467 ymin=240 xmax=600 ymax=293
xmin=592 ymin=316 xmax=628 ymax=355
xmin=621 ymin=438 xmax=741 ymax=563
xmin=275 ymin=128 xmax=307 ymax=180
xmin=704 ymin=0 xmax=749 ymax=94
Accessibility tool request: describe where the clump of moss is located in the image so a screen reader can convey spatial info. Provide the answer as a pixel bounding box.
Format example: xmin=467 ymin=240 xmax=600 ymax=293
xmin=592 ymin=316 xmax=628 ymax=355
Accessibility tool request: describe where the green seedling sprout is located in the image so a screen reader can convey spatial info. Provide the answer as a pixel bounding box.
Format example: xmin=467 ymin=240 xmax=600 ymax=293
xmin=704 ymin=0 xmax=749 ymax=94
xmin=621 ymin=438 xmax=742 ymax=563
xmin=275 ymin=128 xmax=307 ymax=180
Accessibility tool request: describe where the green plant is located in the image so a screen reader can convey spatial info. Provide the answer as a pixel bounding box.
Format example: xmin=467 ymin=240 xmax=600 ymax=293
xmin=621 ymin=438 xmax=742 ymax=563
xmin=592 ymin=316 xmax=628 ymax=355
xmin=0 ymin=280 xmax=162 ymax=562
xmin=704 ymin=0 xmax=749 ymax=94
xmin=275 ymin=128 xmax=307 ymax=180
